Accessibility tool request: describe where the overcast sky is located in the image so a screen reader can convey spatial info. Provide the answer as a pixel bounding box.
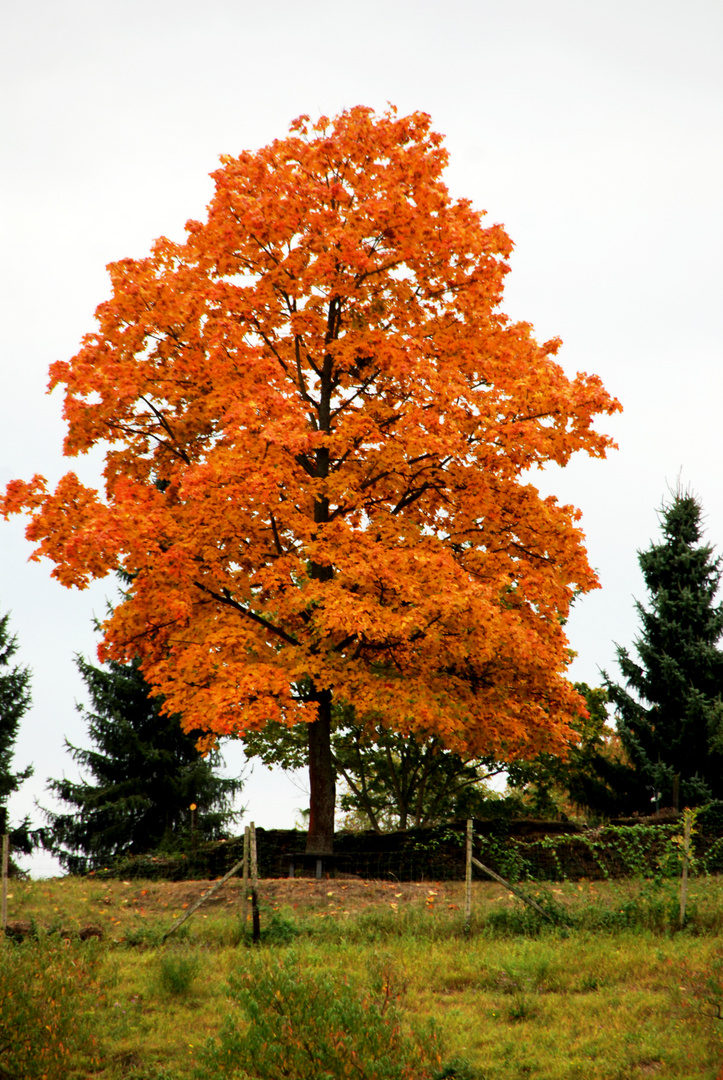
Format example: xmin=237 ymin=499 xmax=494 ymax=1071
xmin=2 ymin=0 xmax=722 ymax=875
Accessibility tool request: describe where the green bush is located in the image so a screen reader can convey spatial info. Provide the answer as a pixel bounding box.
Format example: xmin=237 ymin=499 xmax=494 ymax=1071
xmin=697 ymin=800 xmax=723 ymax=833
xmin=123 ymin=924 xmax=166 ymax=948
xmin=0 ymin=935 xmax=101 ymax=1079
xmin=196 ymin=953 xmax=445 ymax=1080
xmin=156 ymin=947 xmax=201 ymax=997
xmin=263 ymin=911 xmax=299 ymax=944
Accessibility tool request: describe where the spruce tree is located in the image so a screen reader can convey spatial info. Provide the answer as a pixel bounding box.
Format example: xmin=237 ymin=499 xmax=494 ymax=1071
xmin=0 ymin=607 xmax=34 ymax=852
xmin=44 ymin=654 xmax=243 ymax=871
xmin=604 ymin=491 xmax=723 ymax=809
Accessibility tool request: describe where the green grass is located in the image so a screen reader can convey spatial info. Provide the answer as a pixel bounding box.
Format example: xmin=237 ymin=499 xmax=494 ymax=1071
xmin=3 ymin=875 xmax=723 ymax=1078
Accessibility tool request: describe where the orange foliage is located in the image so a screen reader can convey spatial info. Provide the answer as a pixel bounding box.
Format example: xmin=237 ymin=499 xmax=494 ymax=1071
xmin=3 ymin=106 xmax=620 ymax=764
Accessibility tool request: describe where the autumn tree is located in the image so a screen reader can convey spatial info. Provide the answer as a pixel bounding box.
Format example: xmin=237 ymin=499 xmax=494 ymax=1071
xmin=604 ymin=491 xmax=723 ymax=810
xmin=506 ymin=684 xmax=637 ymax=819
xmin=2 ymin=107 xmax=620 ymax=854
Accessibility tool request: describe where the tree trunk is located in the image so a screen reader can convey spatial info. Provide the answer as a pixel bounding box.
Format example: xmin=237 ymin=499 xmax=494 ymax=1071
xmin=306 ymin=690 xmax=336 ymax=854
xmin=304 ymin=319 xmax=338 ymax=855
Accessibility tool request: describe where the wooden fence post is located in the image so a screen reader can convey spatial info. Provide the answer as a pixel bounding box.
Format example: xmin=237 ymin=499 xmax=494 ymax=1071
xmin=462 ymin=819 xmax=560 ymax=926
xmin=250 ymin=821 xmax=260 ymax=943
xmin=242 ymin=825 xmax=250 ymax=932
xmin=464 ymin=819 xmax=473 ymax=931
xmin=162 ymin=852 xmax=247 ymax=942
xmin=1 ymin=834 xmax=9 ymax=931
xmin=680 ymin=809 xmax=692 ymax=929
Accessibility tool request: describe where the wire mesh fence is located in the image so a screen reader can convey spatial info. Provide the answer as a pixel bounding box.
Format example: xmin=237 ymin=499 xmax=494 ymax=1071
xmin=35 ymin=810 xmax=723 ymax=884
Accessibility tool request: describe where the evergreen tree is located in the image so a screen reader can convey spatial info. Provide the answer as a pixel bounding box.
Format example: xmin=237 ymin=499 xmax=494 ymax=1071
xmin=603 ymin=491 xmax=723 ymax=810
xmin=0 ymin=607 xmax=34 ymax=853
xmin=44 ymin=654 xmax=243 ymax=871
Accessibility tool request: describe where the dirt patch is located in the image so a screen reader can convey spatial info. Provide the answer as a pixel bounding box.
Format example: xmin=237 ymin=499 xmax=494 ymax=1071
xmin=121 ymin=877 xmax=471 ymax=917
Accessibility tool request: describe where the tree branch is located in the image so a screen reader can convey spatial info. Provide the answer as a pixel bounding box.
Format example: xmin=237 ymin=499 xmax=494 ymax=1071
xmin=192 ymin=581 xmax=299 ymax=646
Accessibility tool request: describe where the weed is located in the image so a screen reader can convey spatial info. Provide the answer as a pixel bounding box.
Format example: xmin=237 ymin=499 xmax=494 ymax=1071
xmin=500 ymin=953 xmax=555 ymax=993
xmin=506 ymin=994 xmax=537 ymax=1022
xmin=124 ymin=924 xmax=166 ymax=948
xmin=124 ymin=1067 xmax=178 ymax=1080
xmin=483 ymin=903 xmax=549 ymax=937
xmin=301 ymin=903 xmax=466 ymax=945
xmin=432 ymin=1059 xmax=478 ymax=1079
xmin=260 ymin=910 xmax=300 ymax=944
xmin=233 ymin=907 xmax=300 ymax=946
xmin=680 ymin=950 xmax=723 ymax=1024
xmin=156 ymin=948 xmax=201 ymax=997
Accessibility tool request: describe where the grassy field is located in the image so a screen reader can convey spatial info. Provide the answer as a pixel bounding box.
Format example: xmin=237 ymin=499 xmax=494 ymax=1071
xmin=3 ymin=873 xmax=723 ymax=1079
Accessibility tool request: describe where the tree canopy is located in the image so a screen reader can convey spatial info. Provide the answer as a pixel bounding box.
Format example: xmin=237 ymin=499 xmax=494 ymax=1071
xmin=2 ymin=106 xmax=620 ymax=852
xmin=604 ymin=491 xmax=723 ymax=809
xmin=506 ymin=684 xmax=635 ymax=819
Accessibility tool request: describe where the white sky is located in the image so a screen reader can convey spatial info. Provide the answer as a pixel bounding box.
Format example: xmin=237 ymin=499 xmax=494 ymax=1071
xmin=2 ymin=0 xmax=722 ymax=875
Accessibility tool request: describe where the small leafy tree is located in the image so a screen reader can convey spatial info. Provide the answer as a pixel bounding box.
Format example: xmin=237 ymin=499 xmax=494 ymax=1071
xmin=43 ymin=652 xmax=243 ymax=871
xmin=604 ymin=491 xmax=723 ymax=810
xmin=0 ymin=606 xmax=34 ymax=853
xmin=334 ymin=722 xmax=501 ymax=831
xmin=243 ymin=700 xmax=503 ymax=832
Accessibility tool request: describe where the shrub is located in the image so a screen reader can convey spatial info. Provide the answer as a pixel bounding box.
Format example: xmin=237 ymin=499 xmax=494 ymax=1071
xmin=0 ymin=935 xmax=100 ymax=1079
xmin=196 ymin=953 xmax=444 ymax=1080
xmin=260 ymin=910 xmax=299 ymax=944
xmin=432 ymin=1062 xmax=478 ymax=1080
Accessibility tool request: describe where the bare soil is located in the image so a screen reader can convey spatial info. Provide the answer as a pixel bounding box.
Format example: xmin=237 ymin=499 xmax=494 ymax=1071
xmin=99 ymin=875 xmax=469 ymax=916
